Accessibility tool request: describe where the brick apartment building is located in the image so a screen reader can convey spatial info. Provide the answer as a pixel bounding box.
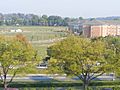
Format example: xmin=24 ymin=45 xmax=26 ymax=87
xmin=68 ymin=20 xmax=120 ymax=38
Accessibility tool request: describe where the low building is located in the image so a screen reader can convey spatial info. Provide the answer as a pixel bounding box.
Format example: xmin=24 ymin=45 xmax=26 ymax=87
xmin=16 ymin=29 xmax=23 ymax=32
xmin=10 ymin=29 xmax=16 ymax=32
xmin=10 ymin=29 xmax=23 ymax=33
xmin=68 ymin=20 xmax=120 ymax=38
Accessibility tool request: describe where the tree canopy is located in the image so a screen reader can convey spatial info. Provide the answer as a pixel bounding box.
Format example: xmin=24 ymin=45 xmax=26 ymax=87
xmin=0 ymin=34 xmax=38 ymax=89
xmin=101 ymin=36 xmax=120 ymax=75
xmin=47 ymin=36 xmax=114 ymax=90
xmin=0 ymin=13 xmax=81 ymax=26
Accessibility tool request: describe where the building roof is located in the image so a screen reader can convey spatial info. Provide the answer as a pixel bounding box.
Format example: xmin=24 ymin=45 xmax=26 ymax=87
xmin=82 ymin=20 xmax=107 ymax=25
xmin=69 ymin=20 xmax=120 ymax=26
xmin=103 ymin=20 xmax=120 ymax=25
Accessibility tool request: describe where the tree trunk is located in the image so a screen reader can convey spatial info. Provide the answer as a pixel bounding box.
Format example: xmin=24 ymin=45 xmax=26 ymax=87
xmin=83 ymin=83 xmax=88 ymax=90
xmin=4 ymin=84 xmax=8 ymax=90
xmin=3 ymin=75 xmax=8 ymax=90
xmin=83 ymin=80 xmax=89 ymax=90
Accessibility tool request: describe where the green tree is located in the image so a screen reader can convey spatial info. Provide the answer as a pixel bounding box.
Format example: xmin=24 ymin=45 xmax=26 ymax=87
xmin=0 ymin=20 xmax=4 ymax=26
xmin=63 ymin=17 xmax=71 ymax=26
xmin=103 ymin=36 xmax=120 ymax=76
xmin=41 ymin=15 xmax=48 ymax=26
xmin=31 ymin=15 xmax=39 ymax=25
xmin=47 ymin=36 xmax=110 ymax=90
xmin=79 ymin=17 xmax=84 ymax=20
xmin=48 ymin=16 xmax=63 ymax=26
xmin=0 ymin=34 xmax=38 ymax=89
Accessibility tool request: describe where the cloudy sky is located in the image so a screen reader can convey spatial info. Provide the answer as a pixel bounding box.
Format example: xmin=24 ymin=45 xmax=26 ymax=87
xmin=0 ymin=0 xmax=120 ymax=18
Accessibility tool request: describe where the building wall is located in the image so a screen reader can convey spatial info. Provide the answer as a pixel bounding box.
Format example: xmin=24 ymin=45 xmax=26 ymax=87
xmin=101 ymin=25 xmax=108 ymax=37
xmin=106 ymin=25 xmax=117 ymax=36
xmin=91 ymin=26 xmax=102 ymax=38
xmin=116 ymin=25 xmax=120 ymax=35
xmin=87 ymin=25 xmax=120 ymax=38
xmin=69 ymin=23 xmax=120 ymax=38
xmin=83 ymin=25 xmax=91 ymax=37
xmin=68 ymin=24 xmax=82 ymax=33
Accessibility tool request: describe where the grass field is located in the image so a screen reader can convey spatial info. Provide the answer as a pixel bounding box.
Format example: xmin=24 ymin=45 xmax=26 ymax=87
xmin=0 ymin=26 xmax=68 ymax=58
xmin=1 ymin=80 xmax=120 ymax=89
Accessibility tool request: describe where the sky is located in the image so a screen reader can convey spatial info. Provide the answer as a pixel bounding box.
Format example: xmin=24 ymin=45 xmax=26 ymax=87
xmin=0 ymin=0 xmax=120 ymax=18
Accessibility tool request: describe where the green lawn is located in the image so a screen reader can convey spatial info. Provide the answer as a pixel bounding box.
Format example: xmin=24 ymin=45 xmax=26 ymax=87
xmin=1 ymin=80 xmax=120 ymax=88
xmin=0 ymin=26 xmax=68 ymax=40
xmin=0 ymin=26 xmax=68 ymax=58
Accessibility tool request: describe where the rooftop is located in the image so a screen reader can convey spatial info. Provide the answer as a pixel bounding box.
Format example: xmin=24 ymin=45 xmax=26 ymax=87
xmin=68 ymin=20 xmax=120 ymax=26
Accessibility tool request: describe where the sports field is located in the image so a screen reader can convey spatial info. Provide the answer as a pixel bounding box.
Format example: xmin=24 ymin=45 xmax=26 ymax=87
xmin=0 ymin=26 xmax=68 ymax=57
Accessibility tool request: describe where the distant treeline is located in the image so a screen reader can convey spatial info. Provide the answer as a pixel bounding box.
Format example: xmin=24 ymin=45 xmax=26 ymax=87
xmin=0 ymin=13 xmax=83 ymax=26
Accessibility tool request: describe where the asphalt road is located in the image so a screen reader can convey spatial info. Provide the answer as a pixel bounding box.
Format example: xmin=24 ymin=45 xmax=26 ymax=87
xmin=4 ymin=74 xmax=67 ymax=81
xmin=2 ymin=74 xmax=115 ymax=81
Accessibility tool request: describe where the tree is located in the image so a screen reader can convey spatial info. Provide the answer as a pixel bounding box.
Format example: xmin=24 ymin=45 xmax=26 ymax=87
xmin=90 ymin=18 xmax=96 ymax=21
xmin=0 ymin=13 xmax=78 ymax=26
xmin=79 ymin=17 xmax=84 ymax=20
xmin=41 ymin=15 xmax=48 ymax=26
xmin=39 ymin=17 xmax=48 ymax=26
xmin=47 ymin=36 xmax=111 ymax=90
xmin=63 ymin=17 xmax=71 ymax=26
xmin=31 ymin=15 xmax=39 ymax=25
xmin=0 ymin=34 xmax=38 ymax=89
xmin=48 ymin=16 xmax=57 ymax=26
xmin=103 ymin=36 xmax=120 ymax=76
xmin=0 ymin=20 xmax=4 ymax=26
xmin=48 ymin=16 xmax=63 ymax=26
